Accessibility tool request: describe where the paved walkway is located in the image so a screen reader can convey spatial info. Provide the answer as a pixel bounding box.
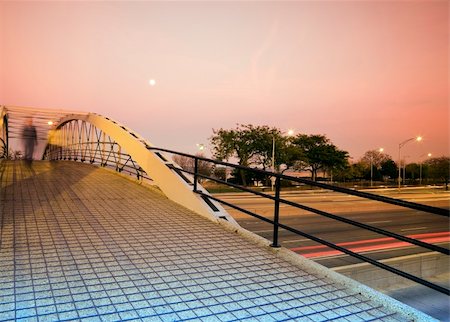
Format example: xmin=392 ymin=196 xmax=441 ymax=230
xmin=0 ymin=161 xmax=429 ymax=321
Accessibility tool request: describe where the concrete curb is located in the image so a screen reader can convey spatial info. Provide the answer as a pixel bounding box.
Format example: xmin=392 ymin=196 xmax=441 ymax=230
xmin=217 ymin=219 xmax=438 ymax=322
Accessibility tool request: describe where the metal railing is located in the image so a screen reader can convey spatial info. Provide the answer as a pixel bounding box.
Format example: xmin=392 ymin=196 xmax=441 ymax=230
xmin=0 ymin=106 xmax=8 ymax=159
xmin=44 ymin=142 xmax=151 ymax=183
xmin=149 ymin=147 xmax=450 ymax=295
xmin=42 ymin=117 xmax=152 ymax=183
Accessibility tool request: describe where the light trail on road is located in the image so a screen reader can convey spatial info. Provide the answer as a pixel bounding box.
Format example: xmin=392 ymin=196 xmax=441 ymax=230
xmin=366 ymin=220 xmax=392 ymax=224
xmin=219 ymin=189 xmax=449 ymax=266
xmin=400 ymin=227 xmax=428 ymax=232
xmin=290 ymin=232 xmax=450 ymax=258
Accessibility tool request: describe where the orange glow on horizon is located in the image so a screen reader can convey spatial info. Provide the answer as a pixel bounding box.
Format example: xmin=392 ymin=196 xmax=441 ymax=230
xmin=0 ymin=1 xmax=447 ymax=160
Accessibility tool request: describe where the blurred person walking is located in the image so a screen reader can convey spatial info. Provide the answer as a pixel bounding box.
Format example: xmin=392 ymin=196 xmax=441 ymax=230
xmin=22 ymin=117 xmax=37 ymax=166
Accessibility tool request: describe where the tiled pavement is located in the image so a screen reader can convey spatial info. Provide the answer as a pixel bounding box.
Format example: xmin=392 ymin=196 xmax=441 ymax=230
xmin=0 ymin=161 xmax=424 ymax=321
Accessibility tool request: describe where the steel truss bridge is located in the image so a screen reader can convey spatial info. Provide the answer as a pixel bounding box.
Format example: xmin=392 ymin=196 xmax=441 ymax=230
xmin=0 ymin=105 xmax=448 ymax=321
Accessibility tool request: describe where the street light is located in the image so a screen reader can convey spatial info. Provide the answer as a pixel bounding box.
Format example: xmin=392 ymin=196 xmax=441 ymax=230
xmin=370 ymin=147 xmax=384 ymax=187
xmin=402 ymin=155 xmax=410 ymax=186
xmin=271 ymin=129 xmax=295 ymax=191
xmin=398 ymin=136 xmax=422 ymax=188
xmin=419 ymin=153 xmax=432 ymax=185
xmin=196 ymin=143 xmax=205 ymax=151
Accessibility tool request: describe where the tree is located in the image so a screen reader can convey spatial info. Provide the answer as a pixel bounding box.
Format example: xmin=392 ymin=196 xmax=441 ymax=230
xmin=360 ymin=150 xmax=391 ymax=169
xmin=210 ymin=124 xmax=287 ymax=166
xmin=277 ymin=142 xmax=304 ymax=174
xmin=212 ymin=166 xmax=227 ymax=181
xmin=425 ymin=156 xmax=450 ymax=190
xmin=360 ymin=150 xmax=391 ymax=181
xmin=291 ymin=134 xmax=349 ymax=181
xmin=350 ymin=162 xmax=367 ymax=181
xmin=210 ymin=125 xmax=348 ymax=184
xmin=172 ymin=154 xmax=194 ymax=172
xmin=172 ymin=153 xmax=213 ymax=182
xmin=210 ymin=124 xmax=282 ymax=185
xmin=380 ymin=159 xmax=398 ymax=180
xmin=333 ymin=161 xmax=358 ymax=182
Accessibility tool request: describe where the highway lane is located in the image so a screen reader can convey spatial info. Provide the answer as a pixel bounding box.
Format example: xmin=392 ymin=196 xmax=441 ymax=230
xmin=215 ymin=189 xmax=450 ymax=268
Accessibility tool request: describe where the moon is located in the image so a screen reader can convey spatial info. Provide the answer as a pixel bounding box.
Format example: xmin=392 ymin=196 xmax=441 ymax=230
xmin=149 ymin=79 xmax=156 ymax=86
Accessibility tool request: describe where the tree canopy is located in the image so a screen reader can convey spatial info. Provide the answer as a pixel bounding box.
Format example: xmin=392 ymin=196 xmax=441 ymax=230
xmin=425 ymin=156 xmax=450 ymax=189
xmin=291 ymin=134 xmax=349 ymax=181
xmin=210 ymin=125 xmax=349 ymax=183
xmin=172 ymin=153 xmax=212 ymax=182
xmin=360 ymin=150 xmax=391 ymax=169
xmin=210 ymin=124 xmax=281 ymax=185
xmin=355 ymin=150 xmax=394 ymax=181
xmin=210 ymin=124 xmax=278 ymax=167
xmin=209 ymin=124 xmax=450 ymax=187
xmin=380 ymin=159 xmax=398 ymax=179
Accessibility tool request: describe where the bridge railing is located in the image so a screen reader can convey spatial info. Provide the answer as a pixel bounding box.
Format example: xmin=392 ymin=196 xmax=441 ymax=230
xmin=148 ymin=147 xmax=450 ymax=296
xmin=0 ymin=106 xmax=8 ymax=159
xmin=44 ymin=119 xmax=152 ymax=184
xmin=46 ymin=142 xmax=151 ymax=182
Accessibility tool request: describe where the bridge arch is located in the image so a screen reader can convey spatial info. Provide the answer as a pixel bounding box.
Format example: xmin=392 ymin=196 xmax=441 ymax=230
xmin=44 ymin=113 xmax=236 ymax=224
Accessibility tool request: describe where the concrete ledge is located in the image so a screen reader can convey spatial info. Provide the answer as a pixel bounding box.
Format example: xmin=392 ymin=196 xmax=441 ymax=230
xmin=217 ymin=219 xmax=438 ymax=322
xmin=333 ymin=252 xmax=449 ymax=292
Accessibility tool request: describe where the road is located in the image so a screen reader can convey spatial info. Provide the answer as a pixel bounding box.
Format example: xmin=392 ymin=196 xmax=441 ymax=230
xmin=215 ymin=188 xmax=450 ymax=268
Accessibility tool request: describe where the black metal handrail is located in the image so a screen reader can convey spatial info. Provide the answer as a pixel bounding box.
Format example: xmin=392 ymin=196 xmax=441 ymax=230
xmin=148 ymin=146 xmax=450 ymax=295
xmin=150 ymin=147 xmax=448 ymax=216
xmin=191 ymin=170 xmax=449 ymax=255
xmin=198 ymin=192 xmax=449 ymax=295
xmin=44 ymin=144 xmax=152 ymax=182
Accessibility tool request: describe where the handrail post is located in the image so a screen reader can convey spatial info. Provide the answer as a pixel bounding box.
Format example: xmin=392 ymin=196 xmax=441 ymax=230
xmin=193 ymin=157 xmax=199 ymax=192
xmin=271 ymin=176 xmax=281 ymax=248
xmin=116 ymin=145 xmax=121 ymax=171
xmin=137 ymin=166 xmax=142 ymax=181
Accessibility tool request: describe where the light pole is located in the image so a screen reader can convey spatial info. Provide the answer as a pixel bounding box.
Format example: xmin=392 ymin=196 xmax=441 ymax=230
xmin=419 ymin=153 xmax=432 ymax=185
xmin=271 ymin=129 xmax=294 ymax=191
xmin=370 ymin=148 xmax=384 ymax=187
xmin=402 ymin=155 xmax=409 ymax=186
xmin=398 ymin=136 xmax=422 ymax=189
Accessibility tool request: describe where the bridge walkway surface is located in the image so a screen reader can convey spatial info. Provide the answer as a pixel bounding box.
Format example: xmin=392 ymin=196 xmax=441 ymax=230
xmin=0 ymin=161 xmax=434 ymax=321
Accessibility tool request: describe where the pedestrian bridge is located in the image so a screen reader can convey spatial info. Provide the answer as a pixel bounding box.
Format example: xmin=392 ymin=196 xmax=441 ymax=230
xmin=0 ymin=106 xmax=444 ymax=321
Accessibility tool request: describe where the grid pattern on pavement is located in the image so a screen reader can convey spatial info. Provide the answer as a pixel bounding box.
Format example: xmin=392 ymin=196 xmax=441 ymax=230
xmin=0 ymin=161 xmax=407 ymax=321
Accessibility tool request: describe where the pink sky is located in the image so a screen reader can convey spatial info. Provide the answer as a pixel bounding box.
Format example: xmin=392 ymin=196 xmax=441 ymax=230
xmin=0 ymin=1 xmax=448 ymax=162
